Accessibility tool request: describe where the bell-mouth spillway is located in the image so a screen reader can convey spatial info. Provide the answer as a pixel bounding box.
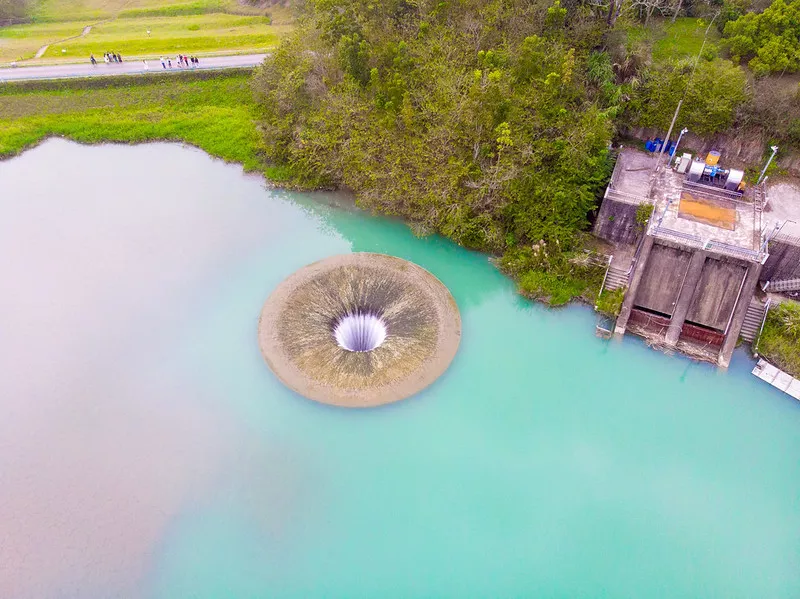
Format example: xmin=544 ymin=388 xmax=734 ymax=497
xmin=257 ymin=253 xmax=461 ymax=407
xmin=333 ymin=312 xmax=388 ymax=352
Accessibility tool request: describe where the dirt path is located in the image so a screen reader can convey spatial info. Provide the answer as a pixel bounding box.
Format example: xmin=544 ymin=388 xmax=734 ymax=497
xmin=33 ymin=23 xmax=98 ymax=60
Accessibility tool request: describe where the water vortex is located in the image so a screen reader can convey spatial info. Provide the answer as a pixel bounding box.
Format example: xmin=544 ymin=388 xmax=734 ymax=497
xmin=333 ymin=312 xmax=387 ymax=352
xmin=258 ymin=253 xmax=461 ymax=407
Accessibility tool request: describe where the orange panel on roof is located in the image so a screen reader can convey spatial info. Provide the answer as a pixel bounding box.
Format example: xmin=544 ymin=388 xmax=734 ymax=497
xmin=678 ymin=191 xmax=736 ymax=230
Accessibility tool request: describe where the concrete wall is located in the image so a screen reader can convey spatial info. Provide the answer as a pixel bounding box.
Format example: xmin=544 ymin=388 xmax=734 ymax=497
xmin=634 ymin=243 xmax=692 ymax=316
xmin=762 ymin=237 xmax=800 ymax=281
xmin=593 ymin=198 xmax=640 ymax=245
xmin=686 ymin=257 xmax=746 ymax=331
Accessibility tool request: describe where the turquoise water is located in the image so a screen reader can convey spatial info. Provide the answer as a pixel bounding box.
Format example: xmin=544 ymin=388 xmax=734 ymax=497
xmin=1 ymin=139 xmax=799 ymax=599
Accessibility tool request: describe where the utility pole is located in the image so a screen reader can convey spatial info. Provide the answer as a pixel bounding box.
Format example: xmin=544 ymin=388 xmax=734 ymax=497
xmin=757 ymin=145 xmax=778 ymax=184
xmin=657 ymin=100 xmax=682 ymax=168
xmin=657 ymin=13 xmax=717 ymax=171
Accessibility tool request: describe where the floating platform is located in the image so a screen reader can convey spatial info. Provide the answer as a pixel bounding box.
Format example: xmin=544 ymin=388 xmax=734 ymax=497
xmin=752 ymin=359 xmax=800 ymax=401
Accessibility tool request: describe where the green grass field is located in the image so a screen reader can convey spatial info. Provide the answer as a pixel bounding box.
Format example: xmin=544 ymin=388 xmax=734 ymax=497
xmin=0 ymin=0 xmax=292 ymax=64
xmin=0 ymin=70 xmax=265 ymax=171
xmin=44 ymin=14 xmax=288 ymax=60
xmin=0 ymin=20 xmax=84 ymax=63
xmin=30 ymin=0 xmax=275 ymax=22
xmin=652 ymin=17 xmax=720 ymax=62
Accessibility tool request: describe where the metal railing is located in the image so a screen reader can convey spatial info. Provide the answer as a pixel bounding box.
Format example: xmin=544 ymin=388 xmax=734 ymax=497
xmin=650 ymin=225 xmax=766 ymax=262
xmin=764 ymin=278 xmax=800 ymax=292
xmin=605 ymin=188 xmax=650 ymax=205
xmin=754 ymin=299 xmax=772 ymax=352
xmin=705 ymin=240 xmax=763 ymax=262
xmin=682 ymin=180 xmax=747 ymax=202
xmin=771 ymin=232 xmax=800 ymax=247
xmin=651 ymin=225 xmax=704 ymax=247
xmin=596 ymin=254 xmax=614 ymax=305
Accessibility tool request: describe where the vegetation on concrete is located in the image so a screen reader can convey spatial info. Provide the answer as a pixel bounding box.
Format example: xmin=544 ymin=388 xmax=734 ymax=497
xmin=635 ymin=202 xmax=654 ymax=231
xmin=596 ymin=286 xmax=626 ymax=317
xmin=0 ymin=69 xmax=263 ymax=170
xmin=757 ymin=300 xmax=800 ymax=378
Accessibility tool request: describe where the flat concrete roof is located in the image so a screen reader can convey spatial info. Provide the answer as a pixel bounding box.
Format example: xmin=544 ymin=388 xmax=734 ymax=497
xmin=650 ymin=168 xmax=759 ymax=251
xmin=609 ymin=148 xmax=655 ymax=200
xmin=608 ymin=148 xmax=800 ymax=254
xmin=764 ymin=181 xmax=800 ymax=239
xmin=610 ymin=148 xmax=760 ymax=252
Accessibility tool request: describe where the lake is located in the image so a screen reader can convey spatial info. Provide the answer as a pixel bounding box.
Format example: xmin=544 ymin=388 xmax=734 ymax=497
xmin=1 ymin=139 xmax=798 ymax=598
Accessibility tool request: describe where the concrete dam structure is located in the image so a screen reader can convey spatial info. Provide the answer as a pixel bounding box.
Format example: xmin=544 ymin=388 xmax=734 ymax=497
xmin=593 ymin=148 xmax=794 ymax=367
xmin=614 ymin=233 xmax=762 ymax=367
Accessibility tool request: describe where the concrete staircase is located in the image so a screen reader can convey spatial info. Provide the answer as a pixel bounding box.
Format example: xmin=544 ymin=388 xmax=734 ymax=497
xmin=740 ymin=300 xmax=767 ymax=343
xmin=604 ymin=265 xmax=630 ymax=291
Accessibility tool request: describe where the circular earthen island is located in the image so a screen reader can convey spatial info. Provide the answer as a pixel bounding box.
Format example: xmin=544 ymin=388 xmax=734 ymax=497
xmin=258 ymin=253 xmax=461 ymax=407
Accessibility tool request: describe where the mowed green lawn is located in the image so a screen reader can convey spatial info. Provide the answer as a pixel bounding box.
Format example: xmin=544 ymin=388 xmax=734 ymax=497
xmin=0 ymin=0 xmax=291 ymax=64
xmin=0 ymin=20 xmax=85 ymax=63
xmin=43 ymin=14 xmax=288 ymax=60
xmin=30 ymin=0 xmax=261 ymax=21
xmin=652 ymin=17 xmax=720 ymax=62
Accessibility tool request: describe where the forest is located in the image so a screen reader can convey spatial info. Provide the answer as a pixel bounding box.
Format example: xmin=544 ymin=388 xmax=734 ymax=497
xmin=253 ymin=0 xmax=800 ymax=303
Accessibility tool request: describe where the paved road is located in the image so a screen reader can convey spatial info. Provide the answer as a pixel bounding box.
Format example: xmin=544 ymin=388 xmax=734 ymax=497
xmin=0 ymin=53 xmax=267 ymax=82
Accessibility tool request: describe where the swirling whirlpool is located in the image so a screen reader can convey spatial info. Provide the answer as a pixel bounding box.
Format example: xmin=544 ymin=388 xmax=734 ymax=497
xmin=258 ymin=253 xmax=461 ymax=407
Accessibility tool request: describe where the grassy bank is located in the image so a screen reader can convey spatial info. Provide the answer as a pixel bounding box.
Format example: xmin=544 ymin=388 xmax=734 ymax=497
xmin=0 ymin=69 xmax=264 ymax=170
xmin=0 ymin=0 xmax=292 ymax=65
xmin=30 ymin=0 xmax=278 ymax=22
xmin=41 ymin=15 xmax=287 ymax=61
xmin=756 ymin=300 xmax=800 ymax=378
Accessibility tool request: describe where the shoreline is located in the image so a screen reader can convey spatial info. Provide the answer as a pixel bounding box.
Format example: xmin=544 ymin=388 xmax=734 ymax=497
xmin=0 ymin=134 xmax=787 ymax=378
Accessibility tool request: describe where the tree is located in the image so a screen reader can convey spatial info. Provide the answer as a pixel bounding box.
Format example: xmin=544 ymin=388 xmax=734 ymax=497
xmin=253 ymin=0 xmax=614 ymax=260
xmin=724 ymin=0 xmax=800 ymax=75
xmin=625 ymin=58 xmax=748 ymax=135
xmin=0 ymin=0 xmax=28 ymax=20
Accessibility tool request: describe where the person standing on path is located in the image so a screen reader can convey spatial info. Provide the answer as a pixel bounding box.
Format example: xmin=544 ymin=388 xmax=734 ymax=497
xmin=160 ymin=56 xmax=165 ymax=69
xmin=90 ymin=54 xmax=96 ymax=65
xmin=167 ymin=58 xmax=172 ymax=68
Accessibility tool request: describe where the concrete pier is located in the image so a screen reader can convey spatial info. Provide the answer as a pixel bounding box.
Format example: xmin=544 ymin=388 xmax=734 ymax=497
xmin=614 ymin=235 xmax=654 ymax=336
xmin=665 ymin=250 xmax=707 ymax=346
xmin=718 ymin=261 xmax=762 ymax=367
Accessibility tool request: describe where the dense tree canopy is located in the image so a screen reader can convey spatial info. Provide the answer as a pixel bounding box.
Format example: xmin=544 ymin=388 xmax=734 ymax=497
xmin=724 ymin=0 xmax=800 ymax=75
xmin=625 ymin=57 xmax=747 ymax=134
xmin=0 ymin=0 xmax=28 ymax=20
xmin=254 ymin=0 xmax=615 ymax=281
xmin=251 ymin=0 xmax=800 ymax=301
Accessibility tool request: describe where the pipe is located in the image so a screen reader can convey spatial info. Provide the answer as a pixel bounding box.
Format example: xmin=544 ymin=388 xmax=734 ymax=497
xmin=757 ymin=146 xmax=778 ymax=184
xmin=670 ymin=128 xmax=689 ymax=167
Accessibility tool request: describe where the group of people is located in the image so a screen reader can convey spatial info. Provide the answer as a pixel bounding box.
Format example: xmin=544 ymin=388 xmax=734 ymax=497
xmin=88 ymin=52 xmax=202 ymax=69
xmin=160 ymin=55 xmax=200 ymax=69
xmin=89 ymin=52 xmax=122 ymax=65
